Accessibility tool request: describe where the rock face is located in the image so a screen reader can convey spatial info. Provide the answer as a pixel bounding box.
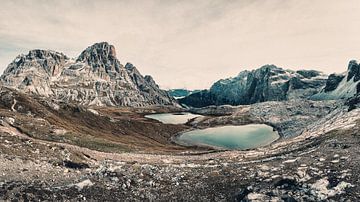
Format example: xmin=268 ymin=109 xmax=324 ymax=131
xmin=347 ymin=60 xmax=360 ymax=82
xmin=323 ymin=74 xmax=345 ymax=92
xmin=189 ymin=99 xmax=341 ymax=138
xmin=0 ymin=42 xmax=176 ymax=107
xmin=180 ymin=65 xmax=327 ymax=108
xmin=1 ymin=50 xmax=69 ymax=96
xmin=312 ymin=60 xmax=360 ymax=100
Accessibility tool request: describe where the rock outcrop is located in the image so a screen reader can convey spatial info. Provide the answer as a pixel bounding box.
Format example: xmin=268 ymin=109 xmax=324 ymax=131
xmin=347 ymin=60 xmax=360 ymax=82
xmin=323 ymin=74 xmax=345 ymax=92
xmin=0 ymin=42 xmax=176 ymax=107
xmin=312 ymin=60 xmax=360 ymax=100
xmin=180 ymin=65 xmax=327 ymax=108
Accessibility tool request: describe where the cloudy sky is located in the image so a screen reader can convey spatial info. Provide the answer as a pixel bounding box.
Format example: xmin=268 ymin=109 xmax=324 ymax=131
xmin=1 ymin=0 xmax=360 ymax=89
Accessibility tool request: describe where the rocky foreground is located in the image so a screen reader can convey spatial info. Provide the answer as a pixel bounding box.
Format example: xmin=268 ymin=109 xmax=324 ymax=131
xmin=0 ymin=87 xmax=359 ymax=201
xmin=0 ymin=115 xmax=359 ymax=201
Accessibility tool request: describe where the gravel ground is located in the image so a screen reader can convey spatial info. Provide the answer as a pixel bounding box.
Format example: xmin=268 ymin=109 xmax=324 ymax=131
xmin=0 ymin=90 xmax=359 ymax=201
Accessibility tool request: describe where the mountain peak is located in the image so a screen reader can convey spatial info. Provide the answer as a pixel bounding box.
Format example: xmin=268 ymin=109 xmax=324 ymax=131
xmin=1 ymin=49 xmax=68 ymax=79
xmin=27 ymin=49 xmax=68 ymax=59
xmin=0 ymin=42 xmax=177 ymax=107
xmin=76 ymin=42 xmax=121 ymax=74
xmin=181 ymin=64 xmax=328 ymax=107
xmin=347 ymin=60 xmax=360 ymax=82
xmin=125 ymin=62 xmax=136 ymax=71
xmin=259 ymin=64 xmax=278 ymax=69
xmin=77 ymin=42 xmax=117 ymax=63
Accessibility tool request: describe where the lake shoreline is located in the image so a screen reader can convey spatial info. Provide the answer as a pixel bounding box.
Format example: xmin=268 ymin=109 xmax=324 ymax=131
xmin=174 ymin=124 xmax=280 ymax=150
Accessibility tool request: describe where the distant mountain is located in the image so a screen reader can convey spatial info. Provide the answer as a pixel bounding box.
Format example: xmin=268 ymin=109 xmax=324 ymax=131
xmin=179 ymin=65 xmax=328 ymax=108
xmin=167 ymin=89 xmax=201 ymax=99
xmin=0 ymin=42 xmax=177 ymax=107
xmin=312 ymin=60 xmax=360 ymax=100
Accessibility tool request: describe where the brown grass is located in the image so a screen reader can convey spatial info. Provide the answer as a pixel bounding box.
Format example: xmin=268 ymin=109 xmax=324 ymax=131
xmin=0 ymin=88 xmax=191 ymax=154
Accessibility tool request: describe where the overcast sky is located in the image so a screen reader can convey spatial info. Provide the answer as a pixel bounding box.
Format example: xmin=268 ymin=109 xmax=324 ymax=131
xmin=1 ymin=0 xmax=360 ymax=89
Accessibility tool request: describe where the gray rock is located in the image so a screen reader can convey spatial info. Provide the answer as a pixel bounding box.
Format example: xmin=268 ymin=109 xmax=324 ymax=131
xmin=312 ymin=60 xmax=360 ymax=101
xmin=0 ymin=42 xmax=177 ymax=107
xmin=347 ymin=60 xmax=360 ymax=82
xmin=180 ymin=65 xmax=327 ymax=107
xmin=323 ymin=74 xmax=345 ymax=92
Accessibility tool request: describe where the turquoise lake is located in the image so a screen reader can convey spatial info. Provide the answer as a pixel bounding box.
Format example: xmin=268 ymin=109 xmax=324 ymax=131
xmin=177 ymin=124 xmax=279 ymax=150
xmin=145 ymin=112 xmax=202 ymax=124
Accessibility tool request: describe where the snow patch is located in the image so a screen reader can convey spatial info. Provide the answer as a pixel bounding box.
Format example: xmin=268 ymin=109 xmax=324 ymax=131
xmin=271 ymin=79 xmax=288 ymax=85
xmin=313 ymin=73 xmax=359 ymax=100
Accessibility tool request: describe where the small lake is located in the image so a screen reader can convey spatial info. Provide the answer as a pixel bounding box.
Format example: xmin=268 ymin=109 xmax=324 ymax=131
xmin=145 ymin=112 xmax=202 ymax=124
xmin=176 ymin=124 xmax=279 ymax=150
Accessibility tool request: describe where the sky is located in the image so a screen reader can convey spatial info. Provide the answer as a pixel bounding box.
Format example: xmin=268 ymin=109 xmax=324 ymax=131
xmin=1 ymin=0 xmax=360 ymax=89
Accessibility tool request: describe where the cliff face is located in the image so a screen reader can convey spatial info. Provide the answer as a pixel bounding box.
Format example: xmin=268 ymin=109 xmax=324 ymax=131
xmin=0 ymin=42 xmax=177 ymax=107
xmin=180 ymin=65 xmax=327 ymax=107
xmin=312 ymin=60 xmax=360 ymax=101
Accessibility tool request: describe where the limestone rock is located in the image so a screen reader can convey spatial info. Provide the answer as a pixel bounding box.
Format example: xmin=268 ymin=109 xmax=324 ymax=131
xmin=312 ymin=60 xmax=360 ymax=100
xmin=0 ymin=42 xmax=177 ymax=107
xmin=180 ymin=65 xmax=327 ymax=107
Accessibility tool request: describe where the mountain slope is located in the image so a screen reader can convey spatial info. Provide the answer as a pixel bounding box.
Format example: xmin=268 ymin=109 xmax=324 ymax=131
xmin=0 ymin=42 xmax=176 ymax=107
xmin=180 ymin=65 xmax=327 ymax=107
xmin=312 ymin=60 xmax=360 ymax=100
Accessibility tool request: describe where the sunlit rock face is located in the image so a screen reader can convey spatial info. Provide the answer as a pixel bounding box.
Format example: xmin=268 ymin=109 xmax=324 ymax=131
xmin=0 ymin=49 xmax=69 ymax=97
xmin=0 ymin=42 xmax=177 ymax=107
xmin=180 ymin=65 xmax=327 ymax=108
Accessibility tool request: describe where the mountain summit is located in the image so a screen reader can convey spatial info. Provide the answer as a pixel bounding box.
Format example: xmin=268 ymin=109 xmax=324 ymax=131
xmin=0 ymin=42 xmax=176 ymax=107
xmin=312 ymin=60 xmax=360 ymax=100
xmin=179 ymin=65 xmax=328 ymax=107
xmin=77 ymin=42 xmax=120 ymax=79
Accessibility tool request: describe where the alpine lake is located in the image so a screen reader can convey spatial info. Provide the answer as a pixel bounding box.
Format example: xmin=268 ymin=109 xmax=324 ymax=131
xmin=145 ymin=113 xmax=279 ymax=150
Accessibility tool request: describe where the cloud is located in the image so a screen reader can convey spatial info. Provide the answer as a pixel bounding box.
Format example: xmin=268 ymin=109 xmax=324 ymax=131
xmin=0 ymin=0 xmax=360 ymax=89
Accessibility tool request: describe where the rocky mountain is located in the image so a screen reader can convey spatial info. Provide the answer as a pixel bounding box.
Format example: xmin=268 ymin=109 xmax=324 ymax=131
xmin=0 ymin=48 xmax=359 ymax=201
xmin=312 ymin=60 xmax=360 ymax=100
xmin=167 ymin=89 xmax=201 ymax=99
xmin=179 ymin=65 xmax=328 ymax=108
xmin=0 ymin=42 xmax=176 ymax=107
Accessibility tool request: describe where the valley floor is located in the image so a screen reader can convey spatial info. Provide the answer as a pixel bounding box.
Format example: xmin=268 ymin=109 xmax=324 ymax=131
xmin=0 ymin=89 xmax=359 ymax=201
xmin=1 ymin=120 xmax=359 ymax=201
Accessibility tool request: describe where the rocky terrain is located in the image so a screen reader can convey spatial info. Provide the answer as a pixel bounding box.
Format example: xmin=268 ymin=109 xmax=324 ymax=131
xmin=0 ymin=44 xmax=359 ymax=201
xmin=312 ymin=60 xmax=360 ymax=100
xmin=189 ymin=99 xmax=341 ymax=138
xmin=180 ymin=65 xmax=327 ymax=107
xmin=0 ymin=42 xmax=176 ymax=107
xmin=181 ymin=61 xmax=360 ymax=108
xmin=0 ymin=90 xmax=359 ymax=201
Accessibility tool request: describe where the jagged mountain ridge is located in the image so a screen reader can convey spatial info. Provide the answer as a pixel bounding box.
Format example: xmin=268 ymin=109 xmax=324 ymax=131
xmin=179 ymin=65 xmax=328 ymax=107
xmin=312 ymin=60 xmax=360 ymax=100
xmin=0 ymin=42 xmax=176 ymax=107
